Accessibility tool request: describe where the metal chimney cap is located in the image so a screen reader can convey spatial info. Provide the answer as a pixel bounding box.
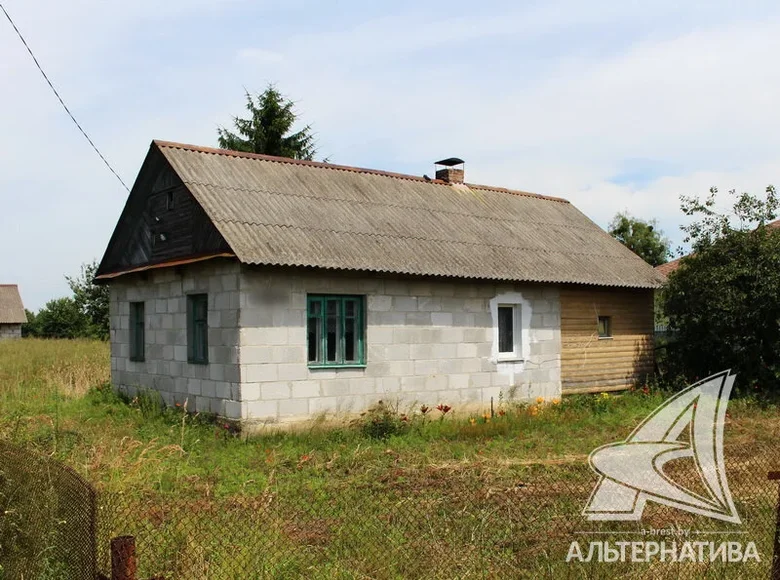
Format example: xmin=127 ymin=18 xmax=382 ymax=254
xmin=434 ymin=157 xmax=464 ymax=167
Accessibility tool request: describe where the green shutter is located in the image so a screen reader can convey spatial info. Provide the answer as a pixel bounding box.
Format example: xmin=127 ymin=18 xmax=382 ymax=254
xmin=188 ymin=294 xmax=209 ymax=364
xmin=130 ymin=302 xmax=145 ymax=362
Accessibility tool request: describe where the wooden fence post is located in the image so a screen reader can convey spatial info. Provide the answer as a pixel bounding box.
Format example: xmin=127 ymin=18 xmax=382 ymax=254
xmin=769 ymin=472 xmax=780 ymax=580
xmin=110 ymin=535 xmax=137 ymax=580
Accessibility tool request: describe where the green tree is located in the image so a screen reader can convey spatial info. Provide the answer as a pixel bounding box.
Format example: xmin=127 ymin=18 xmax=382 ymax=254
xmin=217 ymin=85 xmax=317 ymax=160
xmin=34 ymin=297 xmax=88 ymax=339
xmin=66 ymin=260 xmax=109 ymax=340
xmin=680 ymin=186 xmax=778 ymax=250
xmin=663 ymin=186 xmax=780 ymax=392
xmin=21 ymin=309 xmax=38 ymax=337
xmin=608 ymin=212 xmax=671 ymax=266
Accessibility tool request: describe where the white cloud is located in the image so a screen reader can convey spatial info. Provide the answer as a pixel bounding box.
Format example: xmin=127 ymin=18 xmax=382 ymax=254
xmin=2 ymin=0 xmax=780 ymax=308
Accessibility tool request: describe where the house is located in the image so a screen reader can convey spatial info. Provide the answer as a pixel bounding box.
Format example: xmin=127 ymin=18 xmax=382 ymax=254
xmin=0 ymin=285 xmax=27 ymax=340
xmin=96 ymin=141 xmax=664 ymax=426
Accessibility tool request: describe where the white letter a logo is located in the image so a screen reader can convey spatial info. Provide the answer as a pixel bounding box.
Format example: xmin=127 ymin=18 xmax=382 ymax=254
xmin=584 ymin=371 xmax=740 ymax=524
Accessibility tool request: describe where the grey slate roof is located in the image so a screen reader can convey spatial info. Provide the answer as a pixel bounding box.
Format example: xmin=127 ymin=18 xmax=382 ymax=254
xmin=0 ymin=285 xmax=27 ymax=324
xmin=156 ymin=141 xmax=665 ymax=289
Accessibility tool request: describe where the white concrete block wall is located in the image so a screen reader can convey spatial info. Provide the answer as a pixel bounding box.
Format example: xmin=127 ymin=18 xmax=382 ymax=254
xmin=0 ymin=324 xmax=22 ymax=340
xmin=238 ymin=269 xmax=562 ymax=424
xmin=109 ymin=261 xmax=242 ymax=419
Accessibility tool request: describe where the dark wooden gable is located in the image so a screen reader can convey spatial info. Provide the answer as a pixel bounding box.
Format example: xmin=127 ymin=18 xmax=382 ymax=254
xmin=96 ymin=144 xmax=232 ymax=277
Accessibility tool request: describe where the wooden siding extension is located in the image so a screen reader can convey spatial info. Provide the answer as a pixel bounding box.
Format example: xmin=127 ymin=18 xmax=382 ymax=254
xmin=560 ymin=286 xmax=654 ymax=394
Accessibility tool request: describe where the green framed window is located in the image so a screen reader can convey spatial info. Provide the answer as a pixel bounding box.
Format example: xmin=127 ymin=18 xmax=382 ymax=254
xmin=307 ymin=295 xmax=365 ymax=367
xmin=187 ymin=294 xmax=209 ymax=364
xmin=598 ymin=315 xmax=612 ymax=339
xmin=129 ymin=301 xmax=145 ymax=362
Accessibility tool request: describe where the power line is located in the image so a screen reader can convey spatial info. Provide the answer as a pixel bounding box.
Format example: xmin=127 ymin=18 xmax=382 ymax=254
xmin=0 ymin=2 xmax=130 ymax=192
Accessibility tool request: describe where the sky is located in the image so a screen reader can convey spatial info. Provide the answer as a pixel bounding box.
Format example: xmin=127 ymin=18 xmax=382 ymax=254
xmin=2 ymin=0 xmax=780 ymax=310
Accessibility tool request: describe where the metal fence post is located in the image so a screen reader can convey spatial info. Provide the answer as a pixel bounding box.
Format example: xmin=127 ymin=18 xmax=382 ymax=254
xmin=769 ymin=472 xmax=780 ymax=580
xmin=110 ymin=535 xmax=137 ymax=580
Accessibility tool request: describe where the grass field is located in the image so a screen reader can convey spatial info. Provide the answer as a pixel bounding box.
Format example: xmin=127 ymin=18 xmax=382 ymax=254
xmin=1 ymin=338 xmax=778 ymax=578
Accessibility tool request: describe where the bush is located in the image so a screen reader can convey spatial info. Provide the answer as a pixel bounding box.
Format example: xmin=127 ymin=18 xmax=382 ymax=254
xmin=354 ymin=401 xmax=410 ymax=440
xmin=663 ymin=226 xmax=780 ymax=393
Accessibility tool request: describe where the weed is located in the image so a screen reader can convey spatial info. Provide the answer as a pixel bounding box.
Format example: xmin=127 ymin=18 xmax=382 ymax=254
xmin=353 ymin=400 xmax=410 ymax=439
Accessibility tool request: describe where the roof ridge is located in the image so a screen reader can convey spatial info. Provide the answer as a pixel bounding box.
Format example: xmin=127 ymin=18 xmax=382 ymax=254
xmin=153 ymin=140 xmax=569 ymax=204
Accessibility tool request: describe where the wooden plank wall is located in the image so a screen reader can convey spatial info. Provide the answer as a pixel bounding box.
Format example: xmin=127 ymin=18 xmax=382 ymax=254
xmin=97 ymin=147 xmax=231 ymax=277
xmin=560 ymin=286 xmax=654 ymax=394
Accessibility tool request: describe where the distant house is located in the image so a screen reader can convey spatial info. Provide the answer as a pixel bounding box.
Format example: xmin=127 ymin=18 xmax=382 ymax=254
xmin=96 ymin=141 xmax=664 ymax=427
xmin=655 ymin=219 xmax=780 ymax=279
xmin=0 ymin=285 xmax=27 ymax=340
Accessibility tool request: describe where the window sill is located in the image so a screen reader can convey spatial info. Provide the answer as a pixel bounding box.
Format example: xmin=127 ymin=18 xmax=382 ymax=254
xmin=497 ymin=356 xmax=524 ymax=363
xmin=308 ymin=364 xmax=367 ymax=370
xmin=188 ymin=360 xmax=210 ymax=365
xmin=598 ymin=336 xmax=613 ymax=340
xmin=129 ymin=358 xmax=145 ymax=363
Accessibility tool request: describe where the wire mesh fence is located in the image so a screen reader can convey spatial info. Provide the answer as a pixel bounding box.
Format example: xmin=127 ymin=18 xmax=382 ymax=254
xmin=0 ymin=439 xmax=97 ymax=579
xmin=2 ymin=436 xmax=779 ymax=579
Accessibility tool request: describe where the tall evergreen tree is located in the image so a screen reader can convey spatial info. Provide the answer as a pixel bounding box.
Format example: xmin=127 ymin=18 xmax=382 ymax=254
xmin=217 ymin=85 xmax=317 ymax=160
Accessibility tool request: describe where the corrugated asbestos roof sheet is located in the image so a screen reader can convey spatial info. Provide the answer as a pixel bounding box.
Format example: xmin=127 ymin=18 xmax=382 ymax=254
xmin=0 ymin=285 xmax=27 ymax=324
xmin=156 ymin=141 xmax=665 ymax=289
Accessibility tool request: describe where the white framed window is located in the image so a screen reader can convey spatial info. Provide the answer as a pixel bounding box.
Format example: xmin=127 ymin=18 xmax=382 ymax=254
xmin=497 ymin=304 xmax=522 ymax=360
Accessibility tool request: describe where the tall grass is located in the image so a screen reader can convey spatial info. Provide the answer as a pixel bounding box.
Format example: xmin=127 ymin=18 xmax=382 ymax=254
xmin=1 ymin=339 xmax=779 ymax=578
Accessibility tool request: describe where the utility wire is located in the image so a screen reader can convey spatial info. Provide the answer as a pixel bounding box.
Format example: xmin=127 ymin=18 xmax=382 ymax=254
xmin=0 ymin=2 xmax=130 ymax=192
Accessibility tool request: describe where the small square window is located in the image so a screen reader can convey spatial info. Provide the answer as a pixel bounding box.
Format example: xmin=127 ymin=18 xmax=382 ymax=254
xmin=187 ymin=294 xmax=209 ymax=364
xmin=598 ymin=316 xmax=612 ymax=338
xmin=129 ymin=302 xmax=145 ymax=362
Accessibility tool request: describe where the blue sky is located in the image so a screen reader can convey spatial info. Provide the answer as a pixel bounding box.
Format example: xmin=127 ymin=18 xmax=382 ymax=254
xmin=2 ymin=0 xmax=780 ymax=310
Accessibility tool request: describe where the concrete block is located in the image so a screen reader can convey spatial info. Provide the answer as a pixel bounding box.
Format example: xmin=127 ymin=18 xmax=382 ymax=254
xmin=432 ymin=344 xmax=457 ymax=359
xmin=261 ymin=382 xmax=291 ymax=400
xmin=246 ymin=400 xmax=278 ymax=419
xmin=279 ymin=398 xmax=309 ymax=417
xmin=424 ymin=375 xmax=448 ymax=391
xmin=292 ymin=381 xmax=320 ymax=399
xmin=277 ymin=364 xmax=308 ymax=381
xmin=456 ymin=343 xmax=478 ymax=358
xmin=377 ymin=377 xmax=401 ymax=393
xmin=241 ymin=346 xmax=273 ymax=365
xmin=383 ymin=344 xmax=410 ymax=361
xmin=195 ymin=396 xmax=211 ymax=413
xmin=273 ymin=346 xmax=305 ymax=364
xmin=199 ymin=380 xmax=215 ymax=398
xmin=368 ymin=327 xmax=395 ymax=344
xmin=322 ymin=380 xmax=350 ymax=397
xmin=242 ymin=383 xmax=261 ymax=401
xmin=369 ymin=295 xmax=393 ymax=311
xmin=431 ymin=312 xmax=453 ymax=326
xmin=349 ymin=378 xmax=375 ymax=395
xmin=187 ymin=378 xmax=201 ymax=396
xmin=393 ymin=296 xmax=417 ymax=312
xmin=243 ymin=364 xmax=278 ymax=383
xmin=414 ymin=360 xmax=437 ymax=375
xmin=410 ymin=344 xmax=434 ymax=360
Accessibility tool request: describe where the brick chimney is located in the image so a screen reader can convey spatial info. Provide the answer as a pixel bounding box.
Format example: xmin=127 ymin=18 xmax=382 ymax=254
xmin=435 ymin=157 xmax=465 ymax=184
